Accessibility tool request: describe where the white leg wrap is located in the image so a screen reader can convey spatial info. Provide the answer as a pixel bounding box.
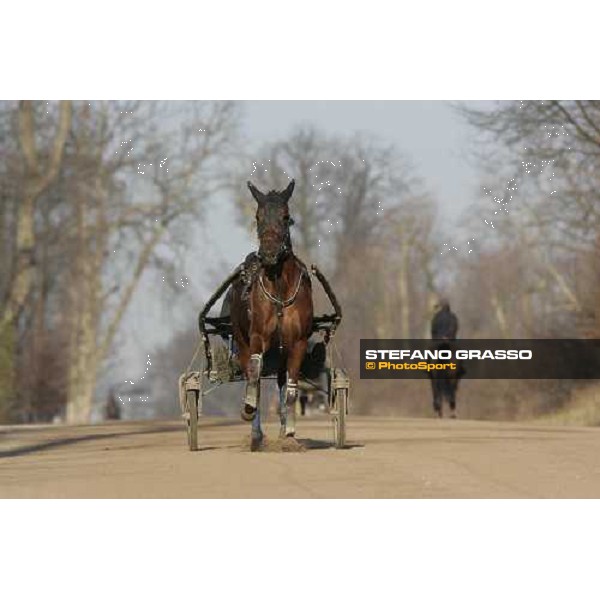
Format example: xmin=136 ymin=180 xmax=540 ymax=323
xmin=245 ymin=353 xmax=262 ymax=408
xmin=285 ymin=380 xmax=298 ymax=436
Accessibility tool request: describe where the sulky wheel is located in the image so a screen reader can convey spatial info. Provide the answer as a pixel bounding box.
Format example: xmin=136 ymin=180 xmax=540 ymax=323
xmin=333 ymin=388 xmax=347 ymax=449
xmin=330 ymin=368 xmax=349 ymax=449
xmin=186 ymin=389 xmax=199 ymax=451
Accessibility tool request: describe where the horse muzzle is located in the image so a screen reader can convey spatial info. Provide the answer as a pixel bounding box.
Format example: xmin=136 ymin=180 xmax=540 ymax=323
xmin=258 ymin=243 xmax=286 ymax=266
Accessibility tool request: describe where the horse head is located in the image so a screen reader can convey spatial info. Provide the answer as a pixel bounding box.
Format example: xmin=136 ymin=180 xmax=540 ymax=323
xmin=247 ymin=179 xmax=295 ymax=266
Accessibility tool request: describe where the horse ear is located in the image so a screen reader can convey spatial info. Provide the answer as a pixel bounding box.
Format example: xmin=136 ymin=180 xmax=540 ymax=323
xmin=247 ymin=181 xmax=264 ymax=202
xmin=280 ymin=179 xmax=295 ymax=202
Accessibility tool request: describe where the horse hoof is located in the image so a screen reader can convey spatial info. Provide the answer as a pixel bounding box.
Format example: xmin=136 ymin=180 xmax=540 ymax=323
xmin=241 ymin=403 xmax=257 ymax=422
xmin=280 ymin=436 xmax=305 ymax=453
xmin=250 ymin=436 xmax=263 ymax=452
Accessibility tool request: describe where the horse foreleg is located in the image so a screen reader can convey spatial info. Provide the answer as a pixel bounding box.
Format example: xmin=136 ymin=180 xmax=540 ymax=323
xmin=282 ymin=340 xmax=308 ymax=437
xmin=237 ymin=341 xmax=264 ymax=448
xmin=242 ymin=350 xmax=262 ymax=422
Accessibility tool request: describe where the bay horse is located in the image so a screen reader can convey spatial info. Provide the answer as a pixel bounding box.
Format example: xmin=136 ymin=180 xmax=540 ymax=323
xmin=229 ymin=179 xmax=313 ymax=450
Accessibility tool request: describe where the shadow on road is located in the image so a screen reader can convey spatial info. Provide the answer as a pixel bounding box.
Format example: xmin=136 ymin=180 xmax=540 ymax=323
xmin=298 ymin=438 xmax=363 ymax=451
xmin=0 ymin=420 xmax=237 ymax=459
xmin=0 ymin=425 xmax=183 ymax=459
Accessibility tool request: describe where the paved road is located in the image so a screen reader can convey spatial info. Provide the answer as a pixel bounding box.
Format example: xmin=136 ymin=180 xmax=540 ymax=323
xmin=2 ymin=416 xmax=600 ymax=498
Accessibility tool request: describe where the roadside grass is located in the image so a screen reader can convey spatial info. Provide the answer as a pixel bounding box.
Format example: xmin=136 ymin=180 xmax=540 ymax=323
xmin=535 ymin=384 xmax=600 ymax=427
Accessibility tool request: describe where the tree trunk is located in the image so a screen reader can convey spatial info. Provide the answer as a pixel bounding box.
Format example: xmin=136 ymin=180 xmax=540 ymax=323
xmin=65 ymin=191 xmax=101 ymax=424
xmin=0 ymin=101 xmax=71 ymax=424
xmin=66 ymin=349 xmax=98 ymax=423
xmin=491 ymin=293 xmax=510 ymax=339
xmin=2 ymin=101 xmax=71 ymax=327
xmin=0 ymin=326 xmax=15 ymax=423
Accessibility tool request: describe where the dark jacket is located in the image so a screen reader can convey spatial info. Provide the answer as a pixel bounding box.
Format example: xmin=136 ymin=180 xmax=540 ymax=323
xmin=431 ymin=306 xmax=459 ymax=340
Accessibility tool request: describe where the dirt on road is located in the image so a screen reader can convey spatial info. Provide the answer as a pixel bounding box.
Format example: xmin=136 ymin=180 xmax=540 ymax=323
xmin=2 ymin=416 xmax=600 ymax=498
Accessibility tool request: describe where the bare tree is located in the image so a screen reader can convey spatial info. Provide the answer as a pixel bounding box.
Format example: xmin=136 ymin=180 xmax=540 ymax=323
xmin=61 ymin=101 xmax=240 ymax=423
xmin=2 ymin=101 xmax=71 ymax=327
xmin=459 ymin=100 xmax=600 ymax=338
xmin=0 ymin=101 xmax=71 ymax=421
xmin=233 ymin=127 xmax=424 ymax=270
xmin=0 ymin=100 xmax=241 ymax=423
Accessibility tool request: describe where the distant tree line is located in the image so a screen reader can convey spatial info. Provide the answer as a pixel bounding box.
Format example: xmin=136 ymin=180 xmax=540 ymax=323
xmin=4 ymin=100 xmax=598 ymax=424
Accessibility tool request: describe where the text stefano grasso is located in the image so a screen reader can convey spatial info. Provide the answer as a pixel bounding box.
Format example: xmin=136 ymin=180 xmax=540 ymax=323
xmin=364 ymin=349 xmax=533 ymax=360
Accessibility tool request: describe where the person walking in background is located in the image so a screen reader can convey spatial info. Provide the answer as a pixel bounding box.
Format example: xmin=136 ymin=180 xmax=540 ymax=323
xmin=431 ymin=298 xmax=459 ymax=341
xmin=104 ymin=388 xmax=121 ymax=421
xmin=429 ymin=298 xmax=462 ymax=419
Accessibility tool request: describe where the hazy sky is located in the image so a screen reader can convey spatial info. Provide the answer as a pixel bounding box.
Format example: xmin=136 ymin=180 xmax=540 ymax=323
xmin=205 ymin=100 xmax=486 ymax=268
xmin=244 ymin=100 xmax=476 ymax=210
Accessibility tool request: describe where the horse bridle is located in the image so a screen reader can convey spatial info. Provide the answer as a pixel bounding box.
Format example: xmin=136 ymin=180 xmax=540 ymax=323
xmin=255 ymin=205 xmax=295 ymax=266
xmin=256 ymin=225 xmax=293 ymax=266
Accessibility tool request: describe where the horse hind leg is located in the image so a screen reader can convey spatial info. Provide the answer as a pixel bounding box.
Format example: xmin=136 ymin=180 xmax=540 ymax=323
xmin=250 ymin=389 xmax=264 ymax=451
xmin=242 ymin=353 xmax=262 ymax=422
xmin=278 ymin=369 xmax=287 ymax=438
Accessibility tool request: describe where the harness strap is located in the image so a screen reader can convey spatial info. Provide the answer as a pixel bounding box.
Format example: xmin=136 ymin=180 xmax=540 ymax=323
xmin=257 ymin=266 xmax=305 ymax=309
xmin=275 ymin=276 xmax=284 ymax=351
xmin=257 ymin=260 xmax=306 ymax=352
